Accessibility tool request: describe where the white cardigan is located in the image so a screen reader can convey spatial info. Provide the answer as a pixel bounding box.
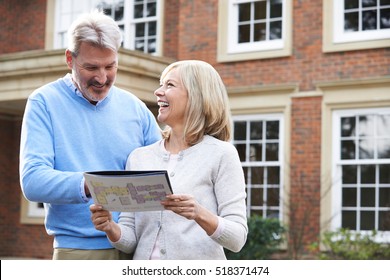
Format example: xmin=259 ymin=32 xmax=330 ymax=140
xmin=111 ymin=135 xmax=248 ymax=259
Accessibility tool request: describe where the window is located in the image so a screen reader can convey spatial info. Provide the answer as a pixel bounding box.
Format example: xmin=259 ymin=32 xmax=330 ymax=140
xmin=323 ymin=0 xmax=390 ymax=52
xmin=332 ymin=108 xmax=390 ymax=241
xmin=20 ymin=199 xmax=45 ymax=224
xmin=54 ymin=0 xmax=162 ymax=55
xmin=218 ymin=0 xmax=292 ymax=62
xmin=233 ymin=114 xmax=284 ymax=219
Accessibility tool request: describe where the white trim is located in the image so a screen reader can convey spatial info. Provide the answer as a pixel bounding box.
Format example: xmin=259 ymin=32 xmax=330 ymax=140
xmin=331 ymin=107 xmax=390 ymax=243
xmin=233 ymin=113 xmax=284 ymax=221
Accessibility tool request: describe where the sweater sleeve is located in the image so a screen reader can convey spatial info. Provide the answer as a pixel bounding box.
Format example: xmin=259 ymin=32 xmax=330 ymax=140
xmin=211 ymin=143 xmax=248 ymax=252
xmin=110 ymin=212 xmax=138 ymax=254
xmin=19 ymin=95 xmax=85 ymax=204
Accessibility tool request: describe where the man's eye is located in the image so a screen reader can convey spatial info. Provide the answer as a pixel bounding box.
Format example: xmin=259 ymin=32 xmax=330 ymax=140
xmin=85 ymin=67 xmax=97 ymax=71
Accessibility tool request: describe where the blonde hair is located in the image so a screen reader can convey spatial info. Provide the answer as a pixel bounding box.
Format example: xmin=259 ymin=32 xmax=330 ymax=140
xmin=160 ymin=60 xmax=232 ymax=145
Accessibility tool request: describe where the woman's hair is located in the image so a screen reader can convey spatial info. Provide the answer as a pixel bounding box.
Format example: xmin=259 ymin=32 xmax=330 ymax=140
xmin=67 ymin=10 xmax=122 ymax=56
xmin=160 ymin=60 xmax=232 ymax=145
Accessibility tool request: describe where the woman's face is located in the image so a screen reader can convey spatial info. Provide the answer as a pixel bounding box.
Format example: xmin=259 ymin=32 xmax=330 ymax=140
xmin=154 ymin=68 xmax=188 ymax=130
xmin=66 ymin=42 xmax=118 ymax=103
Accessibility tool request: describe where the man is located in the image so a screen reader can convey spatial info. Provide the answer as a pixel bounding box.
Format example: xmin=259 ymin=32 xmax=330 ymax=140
xmin=19 ymin=10 xmax=161 ymax=260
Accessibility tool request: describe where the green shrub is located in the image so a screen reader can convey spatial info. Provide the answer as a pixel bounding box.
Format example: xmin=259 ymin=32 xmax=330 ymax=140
xmin=319 ymin=228 xmax=390 ymax=260
xmin=225 ymin=215 xmax=285 ymax=260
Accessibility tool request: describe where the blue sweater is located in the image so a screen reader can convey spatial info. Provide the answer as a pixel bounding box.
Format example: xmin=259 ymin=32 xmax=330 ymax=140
xmin=20 ymin=73 xmax=161 ymax=250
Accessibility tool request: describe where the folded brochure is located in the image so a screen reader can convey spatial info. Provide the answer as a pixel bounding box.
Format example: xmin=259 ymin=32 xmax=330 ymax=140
xmin=84 ymin=170 xmax=173 ymax=212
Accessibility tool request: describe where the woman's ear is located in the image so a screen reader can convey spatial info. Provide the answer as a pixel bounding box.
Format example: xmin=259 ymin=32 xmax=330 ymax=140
xmin=65 ymin=49 xmax=73 ymax=69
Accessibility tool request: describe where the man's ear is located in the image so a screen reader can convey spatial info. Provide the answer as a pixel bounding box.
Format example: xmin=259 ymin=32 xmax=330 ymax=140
xmin=65 ymin=49 xmax=73 ymax=69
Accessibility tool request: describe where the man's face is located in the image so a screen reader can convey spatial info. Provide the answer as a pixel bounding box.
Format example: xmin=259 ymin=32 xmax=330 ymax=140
xmin=66 ymin=42 xmax=118 ymax=103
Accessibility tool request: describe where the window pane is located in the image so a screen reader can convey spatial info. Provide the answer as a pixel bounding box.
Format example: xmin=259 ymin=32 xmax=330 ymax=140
xmin=114 ymin=1 xmax=124 ymax=21
xmin=266 ymin=121 xmax=279 ymax=139
xmin=235 ymin=143 xmax=246 ymax=161
xmin=136 ymin=23 xmax=145 ymax=36
xmin=147 ymin=2 xmax=156 ymax=17
xmin=363 ymin=10 xmax=377 ymax=30
xmin=345 ymin=12 xmax=359 ymax=31
xmin=379 ymin=211 xmax=390 ymax=230
xmin=266 ymin=143 xmax=279 ymax=161
xmin=239 ymin=3 xmax=251 ymax=22
xmin=147 ymin=39 xmax=156 ymax=53
xmin=254 ymin=22 xmax=266 ymax=41
xmin=251 ymin=187 xmax=263 ymax=205
xmin=379 ymin=187 xmax=390 ymax=207
xmin=135 ymin=39 xmax=144 ymax=51
xmin=361 ymin=187 xmax=375 ymax=207
xmin=359 ymin=139 xmax=374 ymax=159
xmin=362 ymin=0 xmax=377 ymax=8
xmin=270 ymin=0 xmax=282 ymax=18
xmin=359 ymin=115 xmax=375 ymax=136
xmin=345 ymin=0 xmax=359 ymax=9
xmin=377 ymin=115 xmax=390 ymax=136
xmin=148 ymin=21 xmax=157 ymax=36
xmin=342 ymin=165 xmax=357 ymax=184
xmin=381 ymin=0 xmax=390 ymax=6
xmin=380 ymin=8 xmax=390 ymax=29
xmin=268 ymin=188 xmax=280 ymax=206
xmin=361 ymin=211 xmax=375 ymax=230
xmin=254 ymin=1 xmax=266 ymax=20
xmin=270 ymin=21 xmax=282 ymax=39
xmin=341 ymin=140 xmax=356 ymax=159
xmin=343 ymin=188 xmax=357 ymax=206
xmin=341 ymin=117 xmax=356 ymax=137
xmin=379 ymin=165 xmax=390 ymax=183
xmin=252 ymin=167 xmax=264 ymax=184
xmin=134 ymin=3 xmax=144 ymax=18
xmin=239 ymin=24 xmax=251 ymax=43
xmin=234 ymin=121 xmax=247 ymax=140
xmin=268 ymin=166 xmax=280 ymax=184
xmin=377 ymin=139 xmax=390 ymax=158
xmin=251 ymin=209 xmax=263 ymax=217
xmin=342 ymin=210 xmax=357 ymax=229
xmin=250 ymin=121 xmax=262 ymax=140
xmin=250 ymin=144 xmax=262 ymax=161
xmin=361 ymin=164 xmax=376 ymax=184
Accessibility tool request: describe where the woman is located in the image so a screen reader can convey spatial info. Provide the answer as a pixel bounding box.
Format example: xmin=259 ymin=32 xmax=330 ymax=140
xmin=90 ymin=60 xmax=248 ymax=259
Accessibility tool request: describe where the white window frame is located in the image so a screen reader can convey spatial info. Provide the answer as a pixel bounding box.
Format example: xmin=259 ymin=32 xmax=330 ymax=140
xmin=218 ymin=0 xmax=292 ymax=62
xmin=227 ymin=0 xmax=285 ymax=53
xmin=332 ymin=107 xmax=390 ymax=243
xmin=333 ymin=0 xmax=390 ymax=44
xmin=233 ymin=113 xmax=285 ymax=221
xmin=323 ymin=0 xmax=390 ymax=52
xmin=53 ymin=0 xmax=163 ymax=55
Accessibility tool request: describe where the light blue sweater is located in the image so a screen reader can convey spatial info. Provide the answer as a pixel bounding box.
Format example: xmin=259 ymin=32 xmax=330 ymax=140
xmin=19 ymin=73 xmax=161 ymax=250
xmin=113 ymin=136 xmax=248 ymax=259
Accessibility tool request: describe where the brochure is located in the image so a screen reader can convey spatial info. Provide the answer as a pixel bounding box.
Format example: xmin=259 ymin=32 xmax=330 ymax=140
xmin=84 ymin=170 xmax=172 ymax=212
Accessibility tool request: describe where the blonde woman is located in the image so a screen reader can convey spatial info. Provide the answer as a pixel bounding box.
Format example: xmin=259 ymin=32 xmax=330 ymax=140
xmin=91 ymin=60 xmax=248 ymax=259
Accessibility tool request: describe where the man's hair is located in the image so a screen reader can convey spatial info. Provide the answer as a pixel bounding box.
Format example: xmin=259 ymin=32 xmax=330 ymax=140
xmin=67 ymin=10 xmax=122 ymax=56
xmin=160 ymin=60 xmax=232 ymax=145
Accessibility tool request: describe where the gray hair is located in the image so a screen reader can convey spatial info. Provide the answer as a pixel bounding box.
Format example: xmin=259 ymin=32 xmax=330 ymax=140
xmin=67 ymin=10 xmax=122 ymax=56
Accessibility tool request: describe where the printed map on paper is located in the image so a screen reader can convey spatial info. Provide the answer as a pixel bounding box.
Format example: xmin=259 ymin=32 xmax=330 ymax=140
xmin=84 ymin=170 xmax=172 ymax=212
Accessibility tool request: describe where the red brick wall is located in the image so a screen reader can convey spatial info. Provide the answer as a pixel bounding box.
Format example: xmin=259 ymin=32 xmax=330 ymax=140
xmin=0 ymin=0 xmax=47 ymax=54
xmin=0 ymin=116 xmax=53 ymax=259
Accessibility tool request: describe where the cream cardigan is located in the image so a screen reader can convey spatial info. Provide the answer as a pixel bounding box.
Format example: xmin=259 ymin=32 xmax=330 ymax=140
xmin=111 ymin=135 xmax=248 ymax=260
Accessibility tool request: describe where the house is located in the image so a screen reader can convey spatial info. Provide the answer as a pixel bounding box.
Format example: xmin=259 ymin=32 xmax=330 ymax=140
xmin=0 ymin=0 xmax=389 ymax=259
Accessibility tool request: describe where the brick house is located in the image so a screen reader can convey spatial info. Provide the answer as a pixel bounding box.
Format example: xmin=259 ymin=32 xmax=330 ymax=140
xmin=0 ymin=0 xmax=389 ymax=259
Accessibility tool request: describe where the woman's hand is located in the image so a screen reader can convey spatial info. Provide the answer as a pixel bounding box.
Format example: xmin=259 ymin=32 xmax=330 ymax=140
xmin=160 ymin=194 xmax=200 ymax=220
xmin=161 ymin=194 xmax=219 ymax=235
xmin=89 ymin=204 xmax=121 ymax=242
